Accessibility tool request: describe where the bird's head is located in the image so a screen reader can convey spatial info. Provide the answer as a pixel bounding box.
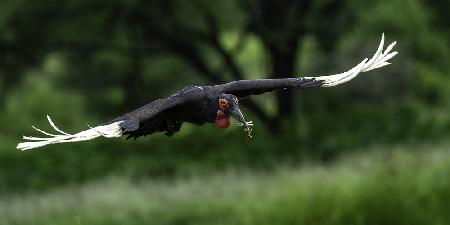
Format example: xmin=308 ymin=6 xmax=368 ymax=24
xmin=216 ymin=94 xmax=244 ymax=124
xmin=215 ymin=94 xmax=253 ymax=138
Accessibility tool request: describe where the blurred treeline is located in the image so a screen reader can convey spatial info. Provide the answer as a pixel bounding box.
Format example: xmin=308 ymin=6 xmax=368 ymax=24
xmin=0 ymin=0 xmax=449 ymax=191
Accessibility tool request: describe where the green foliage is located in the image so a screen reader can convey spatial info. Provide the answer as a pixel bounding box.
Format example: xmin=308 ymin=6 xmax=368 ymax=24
xmin=1 ymin=146 xmax=449 ymax=225
xmin=0 ymin=2 xmax=448 ymax=225
xmin=0 ymin=0 xmax=449 ymax=212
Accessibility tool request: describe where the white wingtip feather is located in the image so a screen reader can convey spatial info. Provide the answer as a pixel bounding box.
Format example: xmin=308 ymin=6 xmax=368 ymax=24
xmin=17 ymin=116 xmax=124 ymax=151
xmin=305 ymin=33 xmax=398 ymax=87
xmin=47 ymin=115 xmax=71 ymax=135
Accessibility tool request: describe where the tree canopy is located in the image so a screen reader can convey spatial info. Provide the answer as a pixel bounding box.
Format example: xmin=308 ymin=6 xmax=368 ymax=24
xmin=0 ymin=0 xmax=449 ymax=191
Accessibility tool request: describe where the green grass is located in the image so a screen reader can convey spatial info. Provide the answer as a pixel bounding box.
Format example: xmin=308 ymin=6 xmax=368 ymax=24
xmin=1 ymin=144 xmax=449 ymax=225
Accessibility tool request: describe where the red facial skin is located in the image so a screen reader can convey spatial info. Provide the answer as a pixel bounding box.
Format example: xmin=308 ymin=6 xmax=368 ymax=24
xmin=219 ymin=98 xmax=229 ymax=109
xmin=215 ymin=110 xmax=230 ymax=129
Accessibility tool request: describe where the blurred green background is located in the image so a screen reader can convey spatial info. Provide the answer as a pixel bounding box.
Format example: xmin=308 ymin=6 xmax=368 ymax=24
xmin=0 ymin=0 xmax=449 ymax=224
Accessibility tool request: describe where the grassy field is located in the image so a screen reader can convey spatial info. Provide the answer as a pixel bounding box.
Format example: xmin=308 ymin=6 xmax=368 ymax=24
xmin=1 ymin=144 xmax=449 ymax=225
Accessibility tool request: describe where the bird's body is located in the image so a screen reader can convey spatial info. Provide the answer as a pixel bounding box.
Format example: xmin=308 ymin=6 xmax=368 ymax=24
xmin=17 ymin=34 xmax=398 ymax=151
xmin=114 ymin=77 xmax=324 ymax=139
xmin=115 ymin=85 xmax=216 ymax=138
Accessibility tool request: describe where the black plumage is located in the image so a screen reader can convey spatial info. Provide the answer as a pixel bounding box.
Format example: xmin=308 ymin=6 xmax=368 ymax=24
xmin=114 ymin=78 xmax=323 ymax=139
xmin=17 ymin=34 xmax=398 ymax=151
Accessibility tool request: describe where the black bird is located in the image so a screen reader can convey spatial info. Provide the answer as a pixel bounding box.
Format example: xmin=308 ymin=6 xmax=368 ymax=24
xmin=17 ymin=34 xmax=397 ymax=150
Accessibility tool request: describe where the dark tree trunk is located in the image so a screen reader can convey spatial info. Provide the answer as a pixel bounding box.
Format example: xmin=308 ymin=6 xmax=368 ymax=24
xmin=242 ymin=0 xmax=309 ymax=132
xmin=122 ymin=29 xmax=145 ymax=112
xmin=269 ymin=40 xmax=299 ymax=116
xmin=264 ymin=37 xmax=301 ymax=131
xmin=122 ymin=51 xmax=144 ymax=111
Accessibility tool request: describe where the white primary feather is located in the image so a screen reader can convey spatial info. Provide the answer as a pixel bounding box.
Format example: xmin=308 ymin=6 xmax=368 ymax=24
xmin=305 ymin=33 xmax=398 ymax=87
xmin=17 ymin=116 xmax=123 ymax=151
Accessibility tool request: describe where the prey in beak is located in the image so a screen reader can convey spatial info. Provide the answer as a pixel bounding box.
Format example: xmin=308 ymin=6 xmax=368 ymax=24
xmin=219 ymin=94 xmax=253 ymax=138
xmin=227 ymin=103 xmax=253 ymax=138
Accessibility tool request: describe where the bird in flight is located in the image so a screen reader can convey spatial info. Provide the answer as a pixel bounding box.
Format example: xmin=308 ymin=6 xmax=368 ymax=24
xmin=17 ymin=34 xmax=397 ymax=151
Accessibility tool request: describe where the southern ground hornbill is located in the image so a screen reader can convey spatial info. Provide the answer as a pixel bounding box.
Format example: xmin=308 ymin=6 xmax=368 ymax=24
xmin=17 ymin=34 xmax=398 ymax=150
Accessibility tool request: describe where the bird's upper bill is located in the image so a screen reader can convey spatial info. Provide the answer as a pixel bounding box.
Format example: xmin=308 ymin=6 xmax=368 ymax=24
xmin=230 ymin=106 xmax=253 ymax=138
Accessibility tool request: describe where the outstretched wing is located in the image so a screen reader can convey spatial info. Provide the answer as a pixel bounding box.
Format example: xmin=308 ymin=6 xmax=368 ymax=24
xmin=116 ymin=96 xmax=186 ymax=139
xmin=17 ymin=87 xmax=199 ymax=151
xmin=215 ymin=34 xmax=397 ymax=98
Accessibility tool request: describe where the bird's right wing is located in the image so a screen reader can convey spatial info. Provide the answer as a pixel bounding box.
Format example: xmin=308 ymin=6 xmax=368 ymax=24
xmin=117 ymin=96 xmax=186 ymax=139
xmin=215 ymin=34 xmax=397 ymax=98
xmin=17 ymin=94 xmax=189 ymax=151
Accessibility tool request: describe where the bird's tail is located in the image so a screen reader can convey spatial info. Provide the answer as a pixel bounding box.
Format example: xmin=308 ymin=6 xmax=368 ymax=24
xmin=17 ymin=115 xmax=123 ymax=151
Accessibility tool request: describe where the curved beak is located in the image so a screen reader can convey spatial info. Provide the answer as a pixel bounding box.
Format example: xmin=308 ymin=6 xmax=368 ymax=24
xmin=230 ymin=106 xmax=247 ymax=125
xmin=229 ymin=104 xmax=253 ymax=138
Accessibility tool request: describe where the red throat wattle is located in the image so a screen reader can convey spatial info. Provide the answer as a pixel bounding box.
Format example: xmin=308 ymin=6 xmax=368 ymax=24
xmin=215 ymin=110 xmax=230 ymax=129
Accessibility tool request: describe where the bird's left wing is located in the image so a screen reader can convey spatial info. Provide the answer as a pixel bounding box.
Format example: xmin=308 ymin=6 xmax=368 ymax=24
xmin=17 ymin=95 xmax=187 ymax=151
xmin=215 ymin=34 xmax=397 ymax=98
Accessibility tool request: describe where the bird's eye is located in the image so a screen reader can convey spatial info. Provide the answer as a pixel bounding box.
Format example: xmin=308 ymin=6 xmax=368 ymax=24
xmin=219 ymin=98 xmax=229 ymax=109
